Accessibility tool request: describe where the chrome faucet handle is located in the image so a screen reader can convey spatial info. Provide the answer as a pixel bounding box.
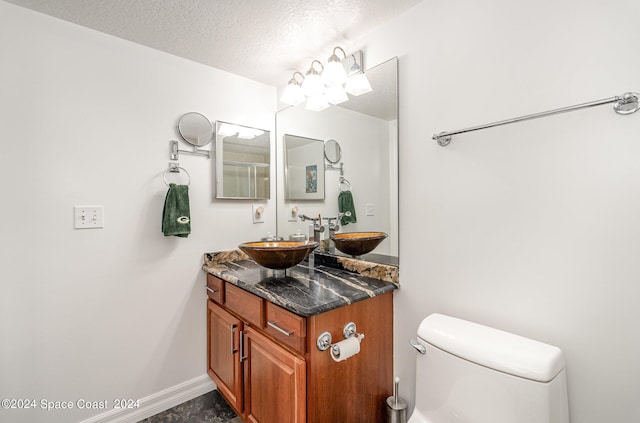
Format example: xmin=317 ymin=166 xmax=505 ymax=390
xmin=322 ymin=217 xmax=340 ymax=231
xmin=314 ymin=214 xmax=324 ymax=230
xmin=300 ymin=214 xmax=316 ymax=222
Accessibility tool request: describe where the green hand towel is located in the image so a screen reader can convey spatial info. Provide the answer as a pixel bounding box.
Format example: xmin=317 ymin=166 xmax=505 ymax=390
xmin=162 ymin=183 xmax=191 ymax=237
xmin=338 ymin=190 xmax=357 ymax=225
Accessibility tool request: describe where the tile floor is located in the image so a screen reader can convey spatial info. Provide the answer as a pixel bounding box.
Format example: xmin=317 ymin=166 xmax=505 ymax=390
xmin=138 ymin=390 xmax=241 ymax=423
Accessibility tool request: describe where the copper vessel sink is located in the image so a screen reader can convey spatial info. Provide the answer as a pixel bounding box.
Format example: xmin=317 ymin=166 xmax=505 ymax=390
xmin=331 ymin=232 xmax=388 ymax=257
xmin=238 ymin=241 xmax=319 ymax=270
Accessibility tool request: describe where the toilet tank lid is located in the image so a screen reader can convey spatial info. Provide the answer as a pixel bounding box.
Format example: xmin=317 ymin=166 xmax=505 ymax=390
xmin=417 ymin=314 xmax=566 ymax=383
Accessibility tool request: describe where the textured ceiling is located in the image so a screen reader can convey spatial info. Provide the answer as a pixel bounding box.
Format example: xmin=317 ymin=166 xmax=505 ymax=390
xmin=5 ymin=0 xmax=421 ymax=87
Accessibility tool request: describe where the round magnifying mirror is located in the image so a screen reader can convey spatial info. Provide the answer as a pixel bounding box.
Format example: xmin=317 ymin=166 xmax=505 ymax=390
xmin=324 ymin=139 xmax=341 ymax=164
xmin=177 ymin=112 xmax=213 ymax=147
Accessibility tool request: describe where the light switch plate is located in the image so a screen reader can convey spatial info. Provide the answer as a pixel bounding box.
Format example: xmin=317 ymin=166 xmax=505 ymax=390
xmin=74 ymin=206 xmax=104 ymax=229
xmin=365 ymin=203 xmax=375 ymax=216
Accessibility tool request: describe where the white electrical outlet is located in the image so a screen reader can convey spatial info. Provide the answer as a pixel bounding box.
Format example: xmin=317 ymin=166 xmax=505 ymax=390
xmin=365 ymin=203 xmax=375 ymax=216
xmin=288 ymin=205 xmax=299 ymax=222
xmin=253 ymin=205 xmax=265 ymax=224
xmin=74 ymin=206 xmax=104 ymax=229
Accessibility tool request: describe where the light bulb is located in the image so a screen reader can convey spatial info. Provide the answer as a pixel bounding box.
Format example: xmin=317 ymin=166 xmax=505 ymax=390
xmin=302 ymin=72 xmax=324 ymax=97
xmin=280 ymin=82 xmax=304 ymax=105
xmin=280 ymin=72 xmax=305 ymax=105
xmin=301 ymin=60 xmax=325 ymax=97
xmin=322 ymin=60 xmax=347 ymax=86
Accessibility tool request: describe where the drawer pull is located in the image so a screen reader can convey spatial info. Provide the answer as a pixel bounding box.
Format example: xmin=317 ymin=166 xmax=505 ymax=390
xmin=206 ymin=287 xmax=219 ymax=294
xmin=268 ymin=321 xmax=294 ymax=337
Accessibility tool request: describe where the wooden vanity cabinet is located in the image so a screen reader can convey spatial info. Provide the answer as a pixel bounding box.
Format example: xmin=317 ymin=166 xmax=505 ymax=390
xmin=206 ymin=273 xmax=393 ymax=423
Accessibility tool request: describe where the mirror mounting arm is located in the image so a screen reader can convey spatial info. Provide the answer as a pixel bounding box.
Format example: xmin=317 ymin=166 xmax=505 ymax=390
xmin=170 ymin=140 xmax=211 ymax=160
xmin=325 ymin=162 xmax=344 ymax=176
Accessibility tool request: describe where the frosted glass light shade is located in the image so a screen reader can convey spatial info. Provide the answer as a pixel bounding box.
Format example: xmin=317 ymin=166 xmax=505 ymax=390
xmin=217 ymin=122 xmax=239 ymax=136
xmin=237 ymin=128 xmax=264 ymax=139
xmin=345 ymin=72 xmax=372 ymax=96
xmin=301 ymin=72 xmax=325 ymax=97
xmin=305 ymin=95 xmax=329 ymax=111
xmin=280 ymin=82 xmax=305 ymax=106
xmin=325 ymin=84 xmax=349 ymax=105
xmin=322 ymin=60 xmax=348 ymax=86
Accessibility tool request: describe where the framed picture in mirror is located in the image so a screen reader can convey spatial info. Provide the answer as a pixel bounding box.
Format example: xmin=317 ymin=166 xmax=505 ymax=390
xmin=284 ymin=134 xmax=325 ymax=200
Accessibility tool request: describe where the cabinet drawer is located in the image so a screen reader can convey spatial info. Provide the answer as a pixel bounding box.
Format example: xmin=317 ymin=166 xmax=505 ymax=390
xmin=206 ymin=274 xmax=225 ymax=304
xmin=225 ymin=283 xmax=264 ymax=328
xmin=265 ymin=302 xmax=306 ymax=354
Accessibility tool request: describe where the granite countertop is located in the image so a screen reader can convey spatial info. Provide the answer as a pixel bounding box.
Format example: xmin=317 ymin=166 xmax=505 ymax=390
xmin=202 ymin=250 xmax=398 ymax=317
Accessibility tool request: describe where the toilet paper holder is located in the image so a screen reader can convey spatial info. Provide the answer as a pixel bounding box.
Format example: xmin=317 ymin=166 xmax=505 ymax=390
xmin=317 ymin=321 xmax=365 ymax=352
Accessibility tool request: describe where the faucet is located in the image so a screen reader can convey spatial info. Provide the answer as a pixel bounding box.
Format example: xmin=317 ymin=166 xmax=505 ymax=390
xmin=299 ymin=214 xmax=325 ymax=243
xmin=322 ymin=217 xmax=340 ymax=253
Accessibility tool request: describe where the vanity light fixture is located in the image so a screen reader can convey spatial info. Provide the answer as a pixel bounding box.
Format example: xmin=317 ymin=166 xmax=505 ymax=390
xmin=218 ymin=122 xmax=264 ymax=139
xmin=279 ymin=47 xmax=373 ymax=109
xmin=237 ymin=127 xmax=265 ymax=139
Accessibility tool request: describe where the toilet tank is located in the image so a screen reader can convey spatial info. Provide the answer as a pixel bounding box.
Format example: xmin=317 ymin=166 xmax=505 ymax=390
xmin=411 ymin=314 xmax=570 ymax=423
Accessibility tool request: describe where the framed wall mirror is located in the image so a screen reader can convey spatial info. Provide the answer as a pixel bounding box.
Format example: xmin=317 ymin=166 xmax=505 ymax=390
xmin=283 ymin=134 xmax=325 ymax=200
xmin=215 ymin=121 xmax=271 ymax=199
xmin=275 ymin=57 xmax=399 ymax=257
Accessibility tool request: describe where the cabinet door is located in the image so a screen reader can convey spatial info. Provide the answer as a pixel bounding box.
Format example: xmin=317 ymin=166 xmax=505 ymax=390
xmin=208 ymin=300 xmax=243 ymax=414
xmin=243 ymin=327 xmax=306 ymax=423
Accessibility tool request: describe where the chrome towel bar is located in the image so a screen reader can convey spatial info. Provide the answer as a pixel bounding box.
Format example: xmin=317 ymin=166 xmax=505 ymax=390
xmin=433 ymin=91 xmax=640 ymax=146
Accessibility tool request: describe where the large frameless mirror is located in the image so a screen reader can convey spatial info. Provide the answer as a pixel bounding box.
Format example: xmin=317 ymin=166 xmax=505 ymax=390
xmin=215 ymin=121 xmax=271 ymax=199
xmin=275 ymin=57 xmax=399 ymax=258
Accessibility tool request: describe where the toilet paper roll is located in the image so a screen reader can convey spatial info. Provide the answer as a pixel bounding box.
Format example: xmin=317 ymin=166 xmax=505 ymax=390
xmin=330 ymin=337 xmax=361 ymax=362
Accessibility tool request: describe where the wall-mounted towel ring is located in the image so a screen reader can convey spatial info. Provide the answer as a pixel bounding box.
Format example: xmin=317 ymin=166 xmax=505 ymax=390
xmin=339 ymin=177 xmax=352 ymax=192
xmin=163 ymin=163 xmax=191 ymax=186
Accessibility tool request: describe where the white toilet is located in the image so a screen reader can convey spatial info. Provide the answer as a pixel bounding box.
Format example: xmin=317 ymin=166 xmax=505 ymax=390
xmin=408 ymin=314 xmax=570 ymax=423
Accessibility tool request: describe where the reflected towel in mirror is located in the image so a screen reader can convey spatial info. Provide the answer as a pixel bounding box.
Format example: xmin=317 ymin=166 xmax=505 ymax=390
xmin=338 ymin=190 xmax=357 ymax=225
xmin=162 ymin=183 xmax=191 ymax=237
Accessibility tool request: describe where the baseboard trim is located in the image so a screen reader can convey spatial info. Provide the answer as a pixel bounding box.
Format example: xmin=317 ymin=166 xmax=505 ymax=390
xmin=79 ymin=375 xmax=216 ymax=423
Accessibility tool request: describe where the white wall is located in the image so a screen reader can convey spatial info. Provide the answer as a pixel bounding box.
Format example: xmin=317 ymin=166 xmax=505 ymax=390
xmin=356 ymin=0 xmax=640 ymax=421
xmin=276 ymin=105 xmax=393 ymax=254
xmin=0 ymin=3 xmax=275 ymax=422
